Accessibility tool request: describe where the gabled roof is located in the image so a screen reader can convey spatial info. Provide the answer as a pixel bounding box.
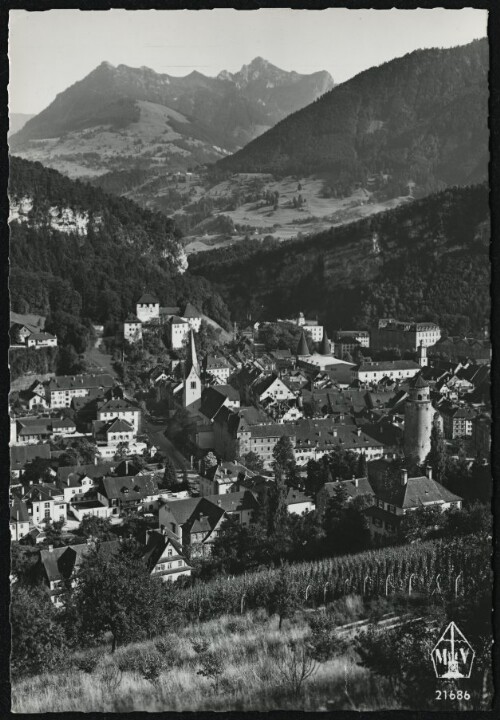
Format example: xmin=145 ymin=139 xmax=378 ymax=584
xmin=57 ymin=462 xmax=116 ymax=484
xmin=98 ymin=397 xmax=139 ymax=414
xmin=52 ymin=417 xmax=76 ymax=429
xmin=137 ymin=293 xmax=159 ymax=305
xmin=101 ymin=474 xmax=157 ymax=501
xmin=375 ymin=475 xmax=462 ymax=508
xmin=285 ymin=488 xmax=313 ymax=506
xmin=206 ymin=461 xmax=255 ymax=482
xmin=182 ymin=302 xmax=202 ymax=318
xmin=320 ymin=477 xmax=374 ymax=501
xmin=29 ymin=332 xmax=56 ymax=341
xmin=10 ymin=311 xmax=45 ymax=330
xmin=40 ymin=540 xmax=120 ymax=582
xmin=10 ymin=500 xmax=30 ymax=523
xmin=214 ymin=384 xmax=240 ymax=402
xmin=251 ymin=373 xmax=287 ymax=397
xmin=206 ymin=355 xmax=230 ymax=369
xmin=203 ymin=490 xmax=260 ymax=514
xmin=200 ymin=387 xmax=228 ymax=421
xmin=163 ymin=497 xmax=225 ymax=536
xmin=170 ymin=315 xmax=189 ymax=325
xmin=158 ymin=306 xmax=179 ymax=318
xmin=23 ymin=483 xmax=62 ymax=502
xmin=10 ymin=443 xmax=51 ymax=472
xmin=48 ymin=373 xmax=114 ymax=392
xmin=143 ymin=528 xmax=187 ymax=570
xmin=357 ymin=360 xmax=420 ymax=372
xmin=106 ymin=418 xmax=134 ymax=434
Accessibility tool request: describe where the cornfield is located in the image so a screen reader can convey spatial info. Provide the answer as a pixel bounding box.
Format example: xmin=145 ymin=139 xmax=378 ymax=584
xmin=171 ymin=533 xmax=490 ymax=622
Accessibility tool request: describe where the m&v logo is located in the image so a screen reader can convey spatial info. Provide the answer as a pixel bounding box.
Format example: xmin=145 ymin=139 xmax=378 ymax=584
xmin=431 ymin=622 xmax=475 ymax=679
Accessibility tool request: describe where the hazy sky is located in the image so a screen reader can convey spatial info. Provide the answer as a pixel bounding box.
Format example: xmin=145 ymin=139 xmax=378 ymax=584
xmin=9 ymin=8 xmax=488 ymax=115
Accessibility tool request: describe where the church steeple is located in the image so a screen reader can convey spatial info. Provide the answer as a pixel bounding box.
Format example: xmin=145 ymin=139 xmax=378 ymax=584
xmin=296 ymin=330 xmax=311 ymax=357
xmin=183 ymin=330 xmax=202 ymax=411
xmin=185 ymin=329 xmax=200 ymax=377
xmin=320 ymin=331 xmax=331 ymax=356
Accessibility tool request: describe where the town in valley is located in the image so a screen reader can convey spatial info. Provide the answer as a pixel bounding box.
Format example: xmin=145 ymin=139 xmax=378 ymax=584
xmin=7 ymin=8 xmax=492 ymax=714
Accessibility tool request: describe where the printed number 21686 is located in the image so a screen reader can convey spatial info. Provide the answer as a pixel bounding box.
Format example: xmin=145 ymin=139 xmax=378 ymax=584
xmin=436 ymin=690 xmax=470 ymax=701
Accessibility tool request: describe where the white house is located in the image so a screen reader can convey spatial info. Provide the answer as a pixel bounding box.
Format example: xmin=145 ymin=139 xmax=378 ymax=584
xmin=365 ymin=467 xmax=462 ymax=538
xmin=251 ymin=373 xmax=296 ymax=404
xmin=97 ymin=397 xmax=141 ymax=434
xmin=205 ymin=355 xmax=231 ymax=383
xmin=26 ymin=332 xmax=58 ymax=349
xmin=181 ymin=302 xmax=203 ymax=333
xmin=22 ymin=483 xmax=67 ymax=526
xmin=352 ymin=360 xmax=421 ymax=384
xmin=136 ymin=293 xmax=160 ymax=323
xmin=285 ymin=488 xmax=315 ymax=515
xmin=48 ymin=373 xmax=114 ymax=408
xmin=169 ymin=316 xmax=191 ymax=350
xmin=10 ymin=500 xmax=31 ymax=541
xmin=124 ymin=316 xmax=143 ymax=344
xmin=143 ymin=528 xmax=192 ymax=583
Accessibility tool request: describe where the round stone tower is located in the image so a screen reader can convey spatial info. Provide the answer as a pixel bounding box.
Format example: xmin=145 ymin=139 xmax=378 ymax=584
xmin=404 ymin=374 xmax=433 ymax=463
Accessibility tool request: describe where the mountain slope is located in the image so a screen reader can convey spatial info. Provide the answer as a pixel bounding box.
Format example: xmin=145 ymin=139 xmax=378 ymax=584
xmin=9 ymin=58 xmax=333 ymax=178
xmin=8 ymin=157 xmax=231 ymax=330
xmin=9 ymin=113 xmax=35 ymax=136
xmin=215 ymin=40 xmax=488 ymax=198
xmin=189 ymin=183 xmax=490 ymax=336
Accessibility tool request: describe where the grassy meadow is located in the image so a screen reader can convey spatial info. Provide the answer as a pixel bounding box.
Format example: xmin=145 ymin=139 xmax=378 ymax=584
xmin=12 ymin=598 xmax=399 ymax=713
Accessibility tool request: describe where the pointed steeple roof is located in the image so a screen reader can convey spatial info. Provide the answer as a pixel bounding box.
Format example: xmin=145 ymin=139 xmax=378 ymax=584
xmin=320 ymin=331 xmax=331 ymax=356
xmin=296 ymin=330 xmax=311 ymax=357
xmin=185 ymin=329 xmax=200 ymax=377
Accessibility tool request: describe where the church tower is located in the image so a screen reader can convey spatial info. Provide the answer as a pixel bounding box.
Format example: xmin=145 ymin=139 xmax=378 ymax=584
xmin=404 ymin=374 xmax=433 ymax=463
xmin=417 ymin=341 xmax=428 ymax=368
xmin=183 ymin=329 xmax=202 ymax=411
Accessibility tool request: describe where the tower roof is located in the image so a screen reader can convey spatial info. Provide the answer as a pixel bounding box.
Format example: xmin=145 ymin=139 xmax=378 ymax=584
xmin=185 ymin=329 xmax=200 ymax=377
xmin=296 ymin=330 xmax=311 ymax=357
xmin=137 ymin=293 xmax=159 ymax=305
xmin=410 ymin=373 xmax=429 ymax=389
xmin=320 ymin=331 xmax=331 ymax=356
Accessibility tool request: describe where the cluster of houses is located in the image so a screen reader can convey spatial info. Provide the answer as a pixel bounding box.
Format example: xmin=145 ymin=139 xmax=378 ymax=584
xmin=9 ymin=298 xmax=490 ymax=605
xmin=123 ymin=294 xmax=203 ymax=350
xmin=10 ymin=311 xmax=58 ymax=349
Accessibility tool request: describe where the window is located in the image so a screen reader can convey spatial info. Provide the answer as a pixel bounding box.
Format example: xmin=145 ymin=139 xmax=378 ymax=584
xmin=178 ymin=561 xmax=183 ymax=567
xmin=45 ymin=509 xmax=50 ymax=519
xmin=377 ymin=499 xmax=384 ymax=509
xmin=388 ymin=504 xmax=396 ymax=514
xmin=167 ymin=548 xmax=173 ymax=557
xmin=385 ymin=523 xmax=395 ymax=533
xmin=190 ymin=381 xmax=197 ymax=389
xmin=167 ymin=563 xmax=172 ymax=569
xmin=373 ymin=517 xmax=382 ymax=527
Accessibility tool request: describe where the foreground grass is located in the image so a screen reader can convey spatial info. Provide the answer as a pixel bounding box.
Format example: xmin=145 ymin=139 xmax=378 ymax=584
xmin=13 ymin=601 xmax=399 ymax=712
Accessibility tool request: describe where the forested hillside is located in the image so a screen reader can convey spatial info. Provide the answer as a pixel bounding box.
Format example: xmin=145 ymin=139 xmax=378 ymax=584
xmin=9 ymin=158 xmax=231 ymax=334
xmin=189 ymin=184 xmax=489 ymax=336
xmin=215 ymin=40 xmax=488 ymax=199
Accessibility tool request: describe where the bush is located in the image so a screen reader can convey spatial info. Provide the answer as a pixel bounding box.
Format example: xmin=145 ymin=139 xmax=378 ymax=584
xmin=139 ymin=652 xmax=163 ymax=686
xmin=98 ymin=661 xmax=122 ymax=693
xmin=308 ymin=612 xmax=347 ymax=662
xmin=73 ymin=649 xmax=102 ymax=674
